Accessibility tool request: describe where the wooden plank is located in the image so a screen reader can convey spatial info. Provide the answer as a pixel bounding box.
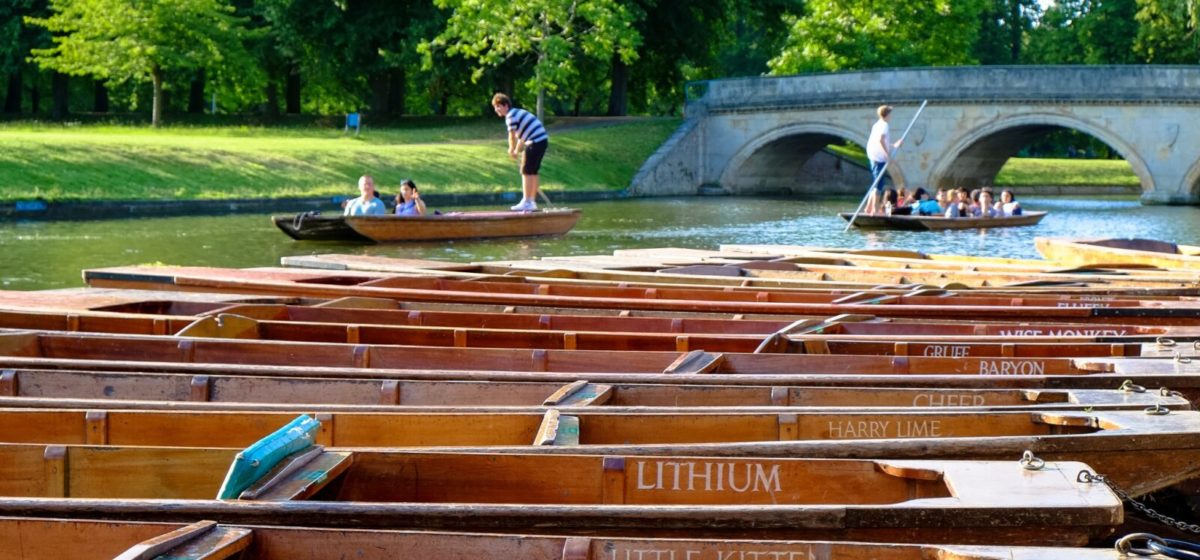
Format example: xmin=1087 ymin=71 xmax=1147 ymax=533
xmin=85 ymin=410 xmax=108 ymax=445
xmin=161 ymin=525 xmax=252 ymax=560
xmin=175 ymin=315 xmax=260 ymax=340
xmin=662 ymin=351 xmax=725 ymax=374
xmin=561 ymin=537 xmax=592 ymax=560
xmin=543 ymin=380 xmax=588 ymax=406
xmin=554 ymin=414 xmax=580 ymax=446
xmin=533 ymin=410 xmax=561 ymax=446
xmin=244 ymin=449 xmax=354 ymax=502
xmin=189 ymin=375 xmax=211 ymax=402
xmin=601 ymin=458 xmax=625 ymax=505
xmin=554 ymin=384 xmax=613 ymax=407
xmin=0 ymin=369 xmax=15 ymax=396
xmin=43 ymin=445 xmax=66 ymax=497
xmin=113 ymin=520 xmax=218 ymax=560
xmin=380 ymin=380 xmax=401 ymax=405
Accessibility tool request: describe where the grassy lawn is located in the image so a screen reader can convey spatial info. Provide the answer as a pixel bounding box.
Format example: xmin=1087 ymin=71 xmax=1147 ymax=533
xmin=0 ymin=118 xmax=680 ymax=202
xmin=826 ymin=144 xmax=1139 ymax=187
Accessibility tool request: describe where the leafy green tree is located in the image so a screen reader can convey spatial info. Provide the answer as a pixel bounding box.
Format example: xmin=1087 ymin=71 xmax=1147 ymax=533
xmin=768 ymin=0 xmax=989 ymax=74
xmin=423 ymin=0 xmax=643 ymax=119
xmin=974 ymin=0 xmax=1039 ymax=64
xmin=27 ymin=0 xmax=261 ymax=126
xmin=1135 ymin=0 xmax=1199 ymax=63
xmin=1024 ymin=0 xmax=1139 ymax=64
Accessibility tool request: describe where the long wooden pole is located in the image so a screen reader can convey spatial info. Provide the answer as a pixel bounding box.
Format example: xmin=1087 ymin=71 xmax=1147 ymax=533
xmin=844 ymin=100 xmax=929 ymax=232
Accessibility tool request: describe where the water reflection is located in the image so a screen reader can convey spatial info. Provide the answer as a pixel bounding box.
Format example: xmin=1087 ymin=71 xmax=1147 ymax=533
xmin=2 ymin=196 xmax=1198 ymax=290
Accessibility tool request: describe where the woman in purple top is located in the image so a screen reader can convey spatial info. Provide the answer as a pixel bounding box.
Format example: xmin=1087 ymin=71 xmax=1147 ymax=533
xmin=394 ymin=179 xmax=426 ymax=216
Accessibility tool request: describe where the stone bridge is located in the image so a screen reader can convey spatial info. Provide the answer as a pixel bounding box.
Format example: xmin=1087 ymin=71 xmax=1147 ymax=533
xmin=630 ymin=66 xmax=1200 ymax=204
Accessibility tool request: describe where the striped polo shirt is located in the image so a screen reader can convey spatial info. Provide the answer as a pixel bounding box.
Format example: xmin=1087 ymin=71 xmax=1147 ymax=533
xmin=505 ymin=107 xmax=549 ymax=144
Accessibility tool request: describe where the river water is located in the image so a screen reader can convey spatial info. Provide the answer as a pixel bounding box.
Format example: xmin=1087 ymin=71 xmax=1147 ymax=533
xmin=3 ymin=196 xmax=1198 ymax=291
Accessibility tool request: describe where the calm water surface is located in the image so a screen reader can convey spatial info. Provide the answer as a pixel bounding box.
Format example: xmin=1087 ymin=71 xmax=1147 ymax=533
xmin=3 ymin=196 xmax=1199 ymax=291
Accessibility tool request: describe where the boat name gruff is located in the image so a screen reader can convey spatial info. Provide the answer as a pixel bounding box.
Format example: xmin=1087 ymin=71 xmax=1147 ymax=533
xmin=635 ymin=460 xmax=781 ymax=493
xmin=608 ymin=548 xmax=818 ymax=560
xmin=978 ymin=360 xmax=1047 ymax=375
xmin=997 ymin=329 xmax=1128 ymax=336
xmin=826 ymin=419 xmax=943 ymax=439
xmin=922 ymin=345 xmax=970 ymax=357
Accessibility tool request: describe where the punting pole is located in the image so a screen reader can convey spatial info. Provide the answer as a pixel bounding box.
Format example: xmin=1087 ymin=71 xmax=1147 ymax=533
xmin=844 ymin=99 xmax=929 ymax=232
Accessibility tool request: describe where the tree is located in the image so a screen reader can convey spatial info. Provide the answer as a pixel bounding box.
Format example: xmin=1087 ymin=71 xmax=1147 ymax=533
xmin=1135 ymin=0 xmax=1200 ymax=63
xmin=974 ymin=0 xmax=1039 ymax=64
xmin=768 ymin=0 xmax=989 ymax=74
xmin=27 ymin=0 xmax=261 ymax=126
xmin=423 ymin=0 xmax=643 ymax=119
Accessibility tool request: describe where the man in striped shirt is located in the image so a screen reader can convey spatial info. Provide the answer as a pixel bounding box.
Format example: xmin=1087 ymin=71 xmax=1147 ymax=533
xmin=492 ymin=93 xmax=549 ymax=211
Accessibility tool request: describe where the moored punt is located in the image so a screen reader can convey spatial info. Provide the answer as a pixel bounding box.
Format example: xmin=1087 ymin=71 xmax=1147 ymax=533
xmin=842 ymin=211 xmax=1050 ymax=231
xmin=80 ymin=266 xmax=1200 ymax=324
xmin=0 ymin=330 xmax=1107 ymax=375
xmin=287 ymin=251 xmax=1200 ymax=293
xmin=344 ymin=208 xmax=583 ymax=242
xmin=271 ymin=213 xmax=368 ymax=242
xmin=0 ymin=307 xmax=1178 ymax=357
xmin=0 ymin=517 xmax=1144 ymax=560
xmin=1037 ymin=237 xmax=1200 ymax=270
xmin=1 ymin=368 xmax=1186 ymax=411
xmin=1 ymin=408 xmax=1196 ymax=496
xmin=0 ymin=444 xmax=1121 ymax=543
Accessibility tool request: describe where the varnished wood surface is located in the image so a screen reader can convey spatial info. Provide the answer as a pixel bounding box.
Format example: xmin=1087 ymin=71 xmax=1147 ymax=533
xmin=0 ymin=517 xmax=1138 ymax=560
xmin=1037 ymin=237 xmax=1200 ymax=270
xmin=0 ymin=408 xmax=1195 ymax=496
xmin=345 ymin=209 xmax=583 ymax=242
xmin=0 ymin=452 xmax=1122 ymax=544
xmin=0 ymin=368 xmax=1186 ymax=411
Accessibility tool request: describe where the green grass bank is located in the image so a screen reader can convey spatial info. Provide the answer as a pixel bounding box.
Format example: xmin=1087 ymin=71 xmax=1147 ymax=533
xmin=0 ymin=118 xmax=1141 ymax=204
xmin=0 ymin=118 xmax=680 ymax=203
xmin=826 ymin=144 xmax=1140 ymax=187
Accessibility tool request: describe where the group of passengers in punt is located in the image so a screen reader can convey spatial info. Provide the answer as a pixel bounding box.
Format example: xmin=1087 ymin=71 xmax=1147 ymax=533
xmin=879 ymin=186 xmax=1022 ymax=219
xmin=342 ymin=175 xmax=427 ymax=217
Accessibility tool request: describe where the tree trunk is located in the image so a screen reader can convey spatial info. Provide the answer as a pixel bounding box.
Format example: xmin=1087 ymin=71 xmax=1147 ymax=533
xmin=51 ymin=72 xmax=69 ymax=120
xmin=264 ymin=80 xmax=280 ymax=119
xmin=607 ymin=53 xmax=628 ymax=116
xmin=388 ymin=67 xmax=405 ymax=116
xmin=436 ymin=91 xmax=448 ymax=116
xmin=188 ymin=70 xmax=205 ymax=114
xmin=151 ymin=66 xmax=163 ymax=127
xmin=93 ymin=80 xmax=109 ymax=113
xmin=1008 ymin=0 xmax=1022 ymax=62
xmin=30 ymin=79 xmax=40 ymax=114
xmin=369 ymin=72 xmax=389 ymax=115
xmin=285 ymin=67 xmax=301 ymax=114
xmin=4 ymin=71 xmax=20 ymax=113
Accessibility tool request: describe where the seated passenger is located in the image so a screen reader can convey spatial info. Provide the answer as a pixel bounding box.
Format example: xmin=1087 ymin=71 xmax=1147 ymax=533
xmin=915 ymin=187 xmax=942 ymax=216
xmin=944 ymin=188 xmax=969 ymax=218
xmin=977 ymin=188 xmax=997 ymax=218
xmin=883 ymin=188 xmax=913 ymax=215
xmin=343 ymin=175 xmax=387 ymax=216
xmin=994 ymin=189 xmax=1023 ymax=216
xmin=967 ymin=188 xmax=982 ymax=217
xmin=394 ymin=179 xmax=427 ymax=216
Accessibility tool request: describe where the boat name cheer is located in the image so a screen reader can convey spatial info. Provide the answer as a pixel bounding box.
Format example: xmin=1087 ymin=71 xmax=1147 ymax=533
xmin=634 ymin=460 xmax=781 ymax=493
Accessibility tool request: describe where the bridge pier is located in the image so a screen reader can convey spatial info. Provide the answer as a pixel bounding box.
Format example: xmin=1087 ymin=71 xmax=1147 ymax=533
xmin=630 ymin=67 xmax=1200 ymax=205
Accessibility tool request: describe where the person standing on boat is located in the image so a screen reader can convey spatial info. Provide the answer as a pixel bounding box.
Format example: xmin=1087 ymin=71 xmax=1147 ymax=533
xmin=492 ymin=93 xmax=549 ymax=212
xmin=864 ymin=105 xmax=903 ymax=215
xmin=394 ymin=179 xmax=427 ymax=216
xmin=343 ymin=175 xmax=387 ymax=216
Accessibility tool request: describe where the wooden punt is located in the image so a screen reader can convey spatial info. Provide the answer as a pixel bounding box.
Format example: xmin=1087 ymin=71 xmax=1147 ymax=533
xmin=288 ymin=251 xmax=1200 ymax=293
xmin=0 ymin=443 xmax=1121 ymax=543
xmin=841 ymin=211 xmax=1050 ymax=230
xmin=1 ymin=407 xmax=1196 ymax=497
xmin=1 ymin=368 xmax=1186 ymax=411
xmin=0 ymin=330 xmax=1108 ymax=375
xmin=0 ymin=307 xmax=1174 ymax=358
xmin=344 ymin=208 xmax=583 ymax=242
xmin=271 ymin=213 xmax=368 ymax=242
xmin=1037 ymin=237 xmax=1200 ymax=270
xmin=0 ymin=517 xmax=1141 ymax=560
xmin=81 ymin=265 xmax=1200 ymax=324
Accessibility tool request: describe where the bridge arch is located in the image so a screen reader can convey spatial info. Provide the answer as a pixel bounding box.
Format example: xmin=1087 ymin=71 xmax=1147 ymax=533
xmin=719 ymin=122 xmax=906 ymax=194
xmin=927 ymin=113 xmax=1152 ymax=193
